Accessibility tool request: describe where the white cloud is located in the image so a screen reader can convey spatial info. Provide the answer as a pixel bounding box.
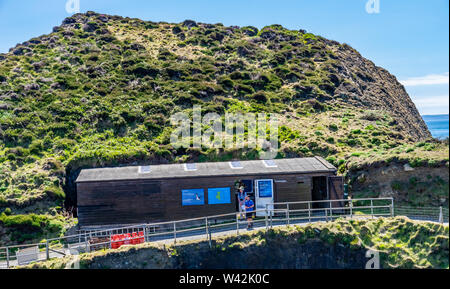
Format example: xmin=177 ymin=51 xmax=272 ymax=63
xmin=411 ymin=95 xmax=449 ymax=115
xmin=400 ymin=72 xmax=449 ymax=86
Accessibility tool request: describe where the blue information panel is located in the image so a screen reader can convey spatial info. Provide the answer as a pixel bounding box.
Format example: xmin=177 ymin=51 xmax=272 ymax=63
xmin=182 ymin=189 xmax=205 ymax=206
xmin=257 ymin=180 xmax=273 ymax=198
xmin=207 ymin=187 xmax=231 ymax=205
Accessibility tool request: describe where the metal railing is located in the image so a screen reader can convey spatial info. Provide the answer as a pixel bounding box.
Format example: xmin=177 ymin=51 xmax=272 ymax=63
xmin=0 ymin=197 xmax=445 ymax=269
xmin=393 ymin=206 xmax=449 ymax=223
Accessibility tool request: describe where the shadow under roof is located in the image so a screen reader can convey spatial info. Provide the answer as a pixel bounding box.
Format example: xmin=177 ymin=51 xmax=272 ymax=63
xmin=75 ymin=157 xmax=336 ymax=183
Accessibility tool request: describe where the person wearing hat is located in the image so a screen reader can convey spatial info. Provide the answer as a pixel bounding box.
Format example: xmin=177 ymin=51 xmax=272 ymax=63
xmin=237 ymin=186 xmax=247 ymax=219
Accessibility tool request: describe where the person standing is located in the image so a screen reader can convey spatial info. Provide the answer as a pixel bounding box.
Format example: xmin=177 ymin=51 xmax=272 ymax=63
xmin=237 ymin=186 xmax=247 ymax=219
xmin=244 ymin=195 xmax=255 ymax=230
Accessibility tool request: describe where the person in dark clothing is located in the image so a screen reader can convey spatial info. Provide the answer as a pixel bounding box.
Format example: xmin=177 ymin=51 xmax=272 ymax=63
xmin=244 ymin=195 xmax=255 ymax=229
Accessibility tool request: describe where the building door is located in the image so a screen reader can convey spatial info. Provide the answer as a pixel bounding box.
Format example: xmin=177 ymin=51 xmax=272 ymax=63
xmin=255 ymin=179 xmax=274 ymax=217
xmin=312 ymin=176 xmax=327 ymax=208
xmin=328 ymin=176 xmax=344 ymax=208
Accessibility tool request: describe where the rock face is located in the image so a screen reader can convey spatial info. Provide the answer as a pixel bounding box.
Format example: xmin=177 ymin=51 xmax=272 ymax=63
xmin=331 ymin=46 xmax=430 ymax=140
xmin=349 ymin=160 xmax=449 ymax=206
xmin=83 ymin=239 xmax=367 ymax=269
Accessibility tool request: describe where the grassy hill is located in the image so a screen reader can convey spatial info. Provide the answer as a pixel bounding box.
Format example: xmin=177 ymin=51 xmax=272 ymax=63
xmin=0 ymin=11 xmax=448 ymax=245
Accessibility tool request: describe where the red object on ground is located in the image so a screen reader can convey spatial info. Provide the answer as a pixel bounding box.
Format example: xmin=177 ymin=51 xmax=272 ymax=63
xmin=110 ymin=232 xmax=145 ymax=249
xmin=132 ymin=232 xmax=138 ymax=244
xmin=118 ymin=234 xmax=124 ymax=247
xmin=124 ymin=233 xmax=131 ymax=245
xmin=111 ymin=235 xmax=119 ymax=249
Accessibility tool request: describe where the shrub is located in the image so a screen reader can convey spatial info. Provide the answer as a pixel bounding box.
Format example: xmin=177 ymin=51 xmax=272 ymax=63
xmin=329 ymin=124 xmax=338 ymax=131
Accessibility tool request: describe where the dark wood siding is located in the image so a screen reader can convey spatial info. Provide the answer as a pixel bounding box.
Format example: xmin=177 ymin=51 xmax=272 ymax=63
xmin=77 ymin=180 xmax=164 ymax=225
xmin=274 ymin=176 xmax=312 ymax=210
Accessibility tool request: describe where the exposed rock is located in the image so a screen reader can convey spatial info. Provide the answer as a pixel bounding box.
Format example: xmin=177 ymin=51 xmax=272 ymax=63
xmin=404 ymin=163 xmax=415 ymax=172
xmin=97 ymin=15 xmax=109 ymax=23
xmin=83 ymin=22 xmax=99 ymax=32
xmin=242 ymin=26 xmax=258 ymax=37
xmin=182 ymin=20 xmax=198 ymax=29
xmin=24 ymin=83 xmax=40 ymax=91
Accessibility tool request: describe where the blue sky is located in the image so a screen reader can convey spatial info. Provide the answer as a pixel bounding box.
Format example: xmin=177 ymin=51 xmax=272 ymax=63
xmin=0 ymin=0 xmax=448 ymax=114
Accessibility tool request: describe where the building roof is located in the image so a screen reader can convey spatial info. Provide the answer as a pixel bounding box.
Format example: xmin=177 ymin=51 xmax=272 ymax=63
xmin=75 ymin=157 xmax=336 ymax=183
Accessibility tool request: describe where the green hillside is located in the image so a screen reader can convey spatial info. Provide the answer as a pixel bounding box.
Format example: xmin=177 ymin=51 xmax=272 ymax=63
xmin=0 ymin=11 xmax=448 ymax=245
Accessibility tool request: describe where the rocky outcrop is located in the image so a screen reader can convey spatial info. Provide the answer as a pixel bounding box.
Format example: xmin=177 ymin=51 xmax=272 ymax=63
xmin=331 ymin=46 xmax=430 ymax=140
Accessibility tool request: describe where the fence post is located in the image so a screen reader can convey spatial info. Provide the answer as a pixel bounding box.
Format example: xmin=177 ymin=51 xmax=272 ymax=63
xmin=350 ymin=200 xmax=353 ymax=219
xmin=330 ymin=205 xmax=333 ymax=221
xmin=370 ymin=199 xmax=374 ymax=218
xmin=236 ymin=213 xmax=239 ymax=235
xmin=6 ymin=247 xmax=9 ymax=269
xmin=270 ymin=208 xmax=273 ymax=228
xmin=265 ymin=204 xmax=268 ymax=230
xmin=46 ymin=240 xmax=49 ymax=260
xmin=287 ymin=203 xmax=290 ymax=225
xmin=208 ymin=227 xmax=212 ymax=248
xmin=439 ymin=207 xmax=443 ymax=224
xmin=205 ymin=218 xmax=209 ymax=241
xmin=390 ymin=198 xmax=394 ymax=217
xmin=325 ymin=208 xmax=328 ymax=222
xmin=308 ymin=202 xmax=311 ymax=223
xmin=173 ymin=222 xmax=177 ymax=244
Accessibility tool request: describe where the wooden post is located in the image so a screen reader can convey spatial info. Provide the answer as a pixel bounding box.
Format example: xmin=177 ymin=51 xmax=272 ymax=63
xmin=439 ymin=207 xmax=443 ymax=224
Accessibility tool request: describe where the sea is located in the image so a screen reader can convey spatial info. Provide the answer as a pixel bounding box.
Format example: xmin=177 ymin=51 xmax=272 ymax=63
xmin=422 ymin=114 xmax=449 ymax=140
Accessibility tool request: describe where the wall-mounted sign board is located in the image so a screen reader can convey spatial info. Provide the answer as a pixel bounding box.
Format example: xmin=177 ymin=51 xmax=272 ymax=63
xmin=182 ymin=188 xmax=205 ymax=206
xmin=208 ymin=187 xmax=231 ymax=204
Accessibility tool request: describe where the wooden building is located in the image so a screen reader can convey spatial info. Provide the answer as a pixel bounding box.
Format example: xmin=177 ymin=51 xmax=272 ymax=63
xmin=75 ymin=157 xmax=343 ymax=228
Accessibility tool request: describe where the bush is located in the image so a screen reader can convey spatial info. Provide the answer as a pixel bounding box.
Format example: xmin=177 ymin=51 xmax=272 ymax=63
xmin=329 ymin=124 xmax=338 ymax=131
